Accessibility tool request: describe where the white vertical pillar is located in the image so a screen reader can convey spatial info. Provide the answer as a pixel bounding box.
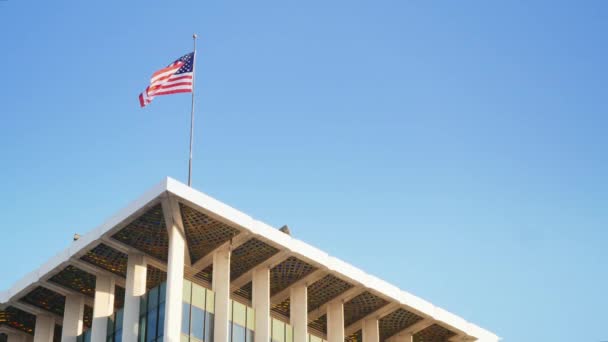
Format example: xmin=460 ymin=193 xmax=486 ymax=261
xmin=252 ymin=267 xmax=270 ymax=342
xmin=61 ymin=294 xmax=85 ymax=342
xmin=212 ymin=248 xmax=231 ymax=342
xmin=33 ymin=315 xmax=55 ymax=342
xmin=290 ymin=284 xmax=307 ymax=342
xmin=327 ymin=302 xmax=344 ymax=342
xmin=91 ymin=275 xmax=115 ymax=342
xmin=6 ymin=333 xmax=27 ymax=342
xmin=393 ymin=333 xmax=413 ymax=342
xmin=362 ymin=319 xmax=379 ymax=342
xmin=162 ymin=198 xmax=187 ymax=342
xmin=122 ymin=253 xmax=147 ymax=342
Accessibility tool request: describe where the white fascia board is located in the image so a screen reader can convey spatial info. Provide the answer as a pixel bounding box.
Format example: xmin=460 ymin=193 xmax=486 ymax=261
xmin=0 ymin=290 xmax=8 ymax=304
xmin=1 ymin=178 xmax=170 ymax=305
xmin=165 ymin=178 xmax=498 ymax=341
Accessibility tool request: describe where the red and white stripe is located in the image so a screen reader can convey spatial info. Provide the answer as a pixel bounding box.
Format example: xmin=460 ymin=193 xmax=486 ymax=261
xmin=139 ymin=61 xmax=193 ymax=107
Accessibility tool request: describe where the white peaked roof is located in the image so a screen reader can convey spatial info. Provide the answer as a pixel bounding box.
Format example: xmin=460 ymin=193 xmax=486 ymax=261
xmin=0 ymin=177 xmax=499 ymax=342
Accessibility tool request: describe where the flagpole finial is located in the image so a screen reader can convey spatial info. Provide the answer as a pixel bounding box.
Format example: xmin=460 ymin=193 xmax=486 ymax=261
xmin=193 ymin=33 xmax=197 ymax=39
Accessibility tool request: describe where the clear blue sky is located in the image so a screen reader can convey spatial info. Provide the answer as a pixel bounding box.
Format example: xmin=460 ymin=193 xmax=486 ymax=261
xmin=1 ymin=1 xmax=607 ymax=341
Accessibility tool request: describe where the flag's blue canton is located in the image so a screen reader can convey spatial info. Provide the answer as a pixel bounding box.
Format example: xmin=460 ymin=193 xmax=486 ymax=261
xmin=174 ymin=52 xmax=194 ymax=74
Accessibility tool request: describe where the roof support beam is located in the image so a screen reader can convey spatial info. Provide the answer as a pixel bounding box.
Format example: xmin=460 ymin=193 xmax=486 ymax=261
xmin=0 ymin=325 xmax=32 ymax=339
xmin=270 ymin=269 xmax=325 ymax=306
xmin=68 ymin=259 xmax=125 ymax=288
xmin=344 ymin=302 xmax=400 ymax=337
xmin=9 ymin=302 xmax=63 ymax=325
xmin=230 ymin=251 xmax=291 ymax=292
xmin=391 ymin=318 xmax=434 ymax=337
xmin=308 ymin=286 xmax=364 ymax=322
xmin=185 ymin=232 xmax=252 ymax=278
xmin=448 ymin=335 xmax=477 ymax=342
xmin=36 ymin=282 xmax=94 ymax=307
xmin=100 ymin=237 xmax=167 ymax=272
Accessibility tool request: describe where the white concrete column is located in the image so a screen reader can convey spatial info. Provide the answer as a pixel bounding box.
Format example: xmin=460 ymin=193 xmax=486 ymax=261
xmin=33 ymin=315 xmax=55 ymax=342
xmin=392 ymin=333 xmax=413 ymax=342
xmin=212 ymin=248 xmax=231 ymax=342
xmin=122 ymin=253 xmax=147 ymax=342
xmin=290 ymin=284 xmax=307 ymax=342
xmin=327 ymin=302 xmax=344 ymax=342
xmin=252 ymin=267 xmax=270 ymax=342
xmin=162 ymin=197 xmax=187 ymax=342
xmin=6 ymin=333 xmax=27 ymax=342
xmin=362 ymin=319 xmax=379 ymax=342
xmin=61 ymin=294 xmax=85 ymax=342
xmin=91 ymin=275 xmax=115 ymax=342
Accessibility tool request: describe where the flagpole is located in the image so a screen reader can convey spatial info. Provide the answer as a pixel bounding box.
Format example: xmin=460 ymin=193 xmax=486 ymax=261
xmin=188 ymin=33 xmax=197 ymax=187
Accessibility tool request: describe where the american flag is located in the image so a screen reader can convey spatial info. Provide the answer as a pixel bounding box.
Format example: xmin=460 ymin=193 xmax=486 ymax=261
xmin=139 ymin=52 xmax=195 ymax=107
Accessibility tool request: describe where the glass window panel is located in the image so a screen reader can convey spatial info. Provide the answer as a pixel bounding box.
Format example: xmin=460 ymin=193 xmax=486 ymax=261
xmin=191 ymin=306 xmax=205 ymax=341
xmin=192 ymin=284 xmax=206 ymax=309
xmin=149 ymin=287 xmax=159 ymax=309
xmin=159 ymin=283 xmax=167 ymax=304
xmin=139 ymin=315 xmax=147 ymax=342
xmin=116 ymin=309 xmax=124 ymax=331
xmin=246 ymin=328 xmax=254 ymax=342
xmin=285 ymin=325 xmax=292 ymax=342
xmin=309 ymin=335 xmax=321 ymax=342
xmin=205 ymin=290 xmax=215 ymax=314
xmin=181 ymin=334 xmax=190 ymax=342
xmin=107 ymin=313 xmax=115 ymax=336
xmin=272 ymin=319 xmax=285 ymax=342
xmin=183 ymin=281 xmax=193 ymax=303
xmin=158 ymin=302 xmax=166 ymax=338
xmin=146 ymin=308 xmax=158 ymax=342
xmin=140 ymin=294 xmax=148 ymax=314
xmin=233 ymin=302 xmax=246 ymax=327
xmin=246 ymin=307 xmax=255 ymax=331
xmin=114 ymin=330 xmax=122 ymax=342
xmin=232 ymin=323 xmax=246 ymax=342
xmin=182 ymin=302 xmax=192 ymax=335
xmin=204 ymin=312 xmax=214 ymax=342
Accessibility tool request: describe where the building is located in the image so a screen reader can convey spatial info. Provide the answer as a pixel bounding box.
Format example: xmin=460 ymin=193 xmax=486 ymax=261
xmin=0 ymin=178 xmax=498 ymax=342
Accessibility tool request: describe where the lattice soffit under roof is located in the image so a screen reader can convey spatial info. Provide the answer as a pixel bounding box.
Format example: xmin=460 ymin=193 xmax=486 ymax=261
xmin=308 ymin=314 xmax=327 ymax=335
xmin=271 ymin=297 xmax=290 ymax=318
xmin=19 ymin=286 xmax=66 ymax=316
xmin=270 ymin=256 xmax=317 ymax=296
xmin=233 ymin=282 xmax=252 ymax=301
xmin=147 ymin=265 xmax=167 ymax=290
xmin=307 ymin=274 xmax=355 ymax=312
xmin=179 ymin=203 xmax=241 ymax=264
xmin=230 ymin=238 xmax=280 ymax=280
xmin=0 ymin=306 xmax=36 ymax=335
xmin=413 ymin=324 xmax=456 ymax=342
xmin=115 ymin=285 xmax=126 ymax=309
xmin=49 ymin=265 xmax=96 ymax=298
xmin=83 ymin=305 xmax=93 ymax=330
xmin=345 ymin=330 xmax=362 ymax=342
xmin=343 ymin=291 xmax=390 ymax=327
xmin=194 ymin=265 xmax=213 ymax=284
xmin=111 ymin=204 xmax=169 ymax=262
xmin=378 ymin=308 xmax=424 ymax=341
xmin=81 ymin=243 xmax=128 ymax=278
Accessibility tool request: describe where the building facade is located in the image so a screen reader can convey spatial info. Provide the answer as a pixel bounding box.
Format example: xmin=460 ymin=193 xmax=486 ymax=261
xmin=0 ymin=178 xmax=498 ymax=342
